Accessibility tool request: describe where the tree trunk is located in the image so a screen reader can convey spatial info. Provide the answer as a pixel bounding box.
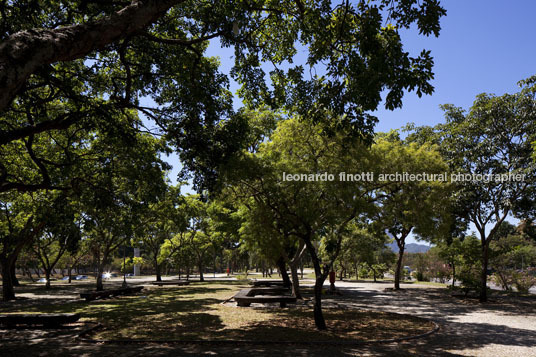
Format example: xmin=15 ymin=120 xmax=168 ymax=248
xmin=394 ymin=244 xmax=405 ymax=290
xmin=289 ymin=263 xmax=302 ymax=299
xmin=155 ymin=258 xmax=162 ymax=282
xmin=0 ymin=0 xmax=186 ymax=113
xmin=496 ymin=271 xmax=510 ymax=291
xmin=45 ymin=269 xmax=51 ymax=289
xmin=68 ymin=266 xmax=73 ymax=283
xmin=10 ymin=261 xmax=20 ymax=287
xmin=96 ymin=264 xmax=104 ymax=291
xmin=480 ymin=242 xmax=489 ymax=302
xmin=313 ymin=277 xmax=327 ymax=330
xmin=303 ymin=237 xmax=327 ymax=330
xmin=276 ymin=258 xmax=292 ymax=288
xmin=1 ymin=258 xmax=16 ymax=301
xmin=198 ymin=260 xmax=204 ymax=282
xmin=25 ymin=267 xmax=35 ymax=282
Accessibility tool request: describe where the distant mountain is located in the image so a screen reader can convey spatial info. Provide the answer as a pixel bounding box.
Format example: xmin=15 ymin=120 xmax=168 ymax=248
xmin=388 ymin=241 xmax=431 ymax=253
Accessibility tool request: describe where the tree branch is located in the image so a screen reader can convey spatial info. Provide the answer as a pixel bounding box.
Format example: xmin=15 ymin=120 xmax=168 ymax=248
xmin=0 ymin=0 xmax=186 ymax=112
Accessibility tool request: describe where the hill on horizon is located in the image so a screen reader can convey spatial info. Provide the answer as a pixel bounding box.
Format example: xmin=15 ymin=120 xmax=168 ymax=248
xmin=387 ymin=241 xmax=431 ymax=253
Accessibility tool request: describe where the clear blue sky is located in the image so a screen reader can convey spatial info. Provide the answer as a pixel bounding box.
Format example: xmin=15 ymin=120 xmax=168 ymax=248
xmin=163 ymin=0 xmax=536 ymax=242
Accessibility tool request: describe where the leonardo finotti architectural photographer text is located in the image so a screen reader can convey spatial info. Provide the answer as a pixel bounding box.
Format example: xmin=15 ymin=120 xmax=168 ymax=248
xmin=281 ymin=172 xmax=526 ymax=183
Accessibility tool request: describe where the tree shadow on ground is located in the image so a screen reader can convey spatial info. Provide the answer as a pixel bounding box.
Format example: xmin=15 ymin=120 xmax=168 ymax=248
xmin=331 ymin=287 xmax=535 ymax=320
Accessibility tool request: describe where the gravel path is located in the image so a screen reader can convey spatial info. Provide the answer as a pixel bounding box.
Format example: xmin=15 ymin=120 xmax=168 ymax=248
xmin=313 ymin=280 xmax=536 ymax=356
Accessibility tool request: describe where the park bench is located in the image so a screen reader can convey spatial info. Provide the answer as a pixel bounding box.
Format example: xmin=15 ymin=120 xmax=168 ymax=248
xmin=250 ymin=280 xmax=291 ymax=288
xmin=150 ymin=280 xmax=190 ymax=286
xmin=80 ymin=286 xmax=144 ymax=301
xmin=0 ymin=313 xmax=80 ymax=328
xmin=234 ymin=287 xmax=296 ymax=307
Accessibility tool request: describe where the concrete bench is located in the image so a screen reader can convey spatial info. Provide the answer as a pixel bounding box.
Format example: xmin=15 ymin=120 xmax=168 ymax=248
xmin=0 ymin=313 xmax=80 ymax=328
xmin=234 ymin=287 xmax=296 ymax=307
xmin=150 ymin=280 xmax=190 ymax=286
xmin=251 ymin=280 xmax=291 ymax=287
xmin=80 ymin=286 xmax=143 ymax=301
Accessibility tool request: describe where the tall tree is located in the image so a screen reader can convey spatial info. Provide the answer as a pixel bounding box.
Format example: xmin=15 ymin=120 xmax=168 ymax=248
xmin=136 ymin=185 xmax=186 ymax=282
xmin=437 ymin=77 xmax=536 ymax=302
xmin=371 ymin=131 xmax=452 ymax=290
xmin=80 ymin=132 xmax=168 ymax=290
xmin=0 ymin=192 xmax=45 ymax=300
xmin=228 ymin=116 xmax=381 ymax=330
xmin=33 ymin=193 xmax=80 ymax=289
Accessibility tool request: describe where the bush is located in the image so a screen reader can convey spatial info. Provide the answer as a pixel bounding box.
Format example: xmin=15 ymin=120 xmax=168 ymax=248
xmin=413 ymin=270 xmax=427 ymax=282
xmin=511 ymin=271 xmax=536 ymax=294
xmin=458 ymin=265 xmax=481 ymax=292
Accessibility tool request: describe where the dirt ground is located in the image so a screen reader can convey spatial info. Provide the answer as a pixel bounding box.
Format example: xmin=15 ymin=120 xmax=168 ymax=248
xmin=1 ymin=279 xmax=535 ymax=356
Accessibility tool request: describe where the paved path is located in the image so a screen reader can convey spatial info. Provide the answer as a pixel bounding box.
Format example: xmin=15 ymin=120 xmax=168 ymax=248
xmin=311 ymin=280 xmax=536 ymax=356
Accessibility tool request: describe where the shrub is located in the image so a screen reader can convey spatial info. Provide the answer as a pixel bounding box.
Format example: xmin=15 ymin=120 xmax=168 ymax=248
xmin=511 ymin=271 xmax=536 ymax=294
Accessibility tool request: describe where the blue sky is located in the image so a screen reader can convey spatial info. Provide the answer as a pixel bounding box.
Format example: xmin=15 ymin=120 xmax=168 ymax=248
xmin=163 ymin=1 xmax=536 ymax=243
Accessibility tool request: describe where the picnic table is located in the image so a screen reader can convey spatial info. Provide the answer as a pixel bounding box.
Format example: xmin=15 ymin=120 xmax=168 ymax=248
xmin=150 ymin=280 xmax=190 ymax=286
xmin=0 ymin=313 xmax=80 ymax=328
xmin=80 ymin=286 xmax=143 ymax=301
xmin=234 ymin=287 xmax=296 ymax=307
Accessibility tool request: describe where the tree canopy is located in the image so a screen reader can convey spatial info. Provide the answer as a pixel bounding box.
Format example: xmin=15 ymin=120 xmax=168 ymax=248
xmin=1 ymin=0 xmax=446 ymax=191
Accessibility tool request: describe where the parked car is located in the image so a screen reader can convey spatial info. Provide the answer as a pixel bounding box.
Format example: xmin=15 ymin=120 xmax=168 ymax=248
xmin=61 ymin=276 xmax=70 ymax=281
xmin=75 ymin=275 xmax=88 ymax=280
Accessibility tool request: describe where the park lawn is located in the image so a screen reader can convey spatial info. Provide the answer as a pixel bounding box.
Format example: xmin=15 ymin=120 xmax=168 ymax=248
xmin=0 ymin=281 xmax=434 ymax=342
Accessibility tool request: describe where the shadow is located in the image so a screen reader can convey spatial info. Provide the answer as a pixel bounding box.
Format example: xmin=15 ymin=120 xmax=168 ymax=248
xmin=2 ymin=281 xmax=535 ymax=356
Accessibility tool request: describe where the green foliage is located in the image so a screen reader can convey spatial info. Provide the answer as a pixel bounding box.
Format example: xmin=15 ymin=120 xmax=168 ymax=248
xmin=455 ymin=234 xmax=482 ymax=291
xmin=490 ymin=228 xmax=536 ymax=292
xmin=1 ymin=1 xmax=446 ymax=192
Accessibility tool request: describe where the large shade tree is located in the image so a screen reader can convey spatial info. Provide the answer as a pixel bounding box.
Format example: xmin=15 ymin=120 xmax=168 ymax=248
xmin=1 ymin=0 xmax=446 ymax=192
xmin=0 ymin=191 xmax=46 ymax=300
xmin=80 ymin=131 xmax=168 ymax=291
xmin=228 ymin=116 xmax=381 ymax=330
xmin=371 ymin=131 xmax=452 ymax=290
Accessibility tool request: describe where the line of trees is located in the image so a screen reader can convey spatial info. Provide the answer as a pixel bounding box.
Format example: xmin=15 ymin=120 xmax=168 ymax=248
xmin=2 ymin=0 xmax=536 ymax=333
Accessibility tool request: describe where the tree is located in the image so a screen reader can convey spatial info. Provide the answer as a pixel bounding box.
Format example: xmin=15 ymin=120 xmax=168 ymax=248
xmin=0 ymin=192 xmax=47 ymax=300
xmin=33 ymin=193 xmax=80 ymax=289
xmin=434 ymin=238 xmax=463 ymax=287
xmin=80 ymin=132 xmax=168 ymax=291
xmin=371 ymin=131 xmax=452 ymax=289
xmin=61 ymin=238 xmax=91 ymax=283
xmin=228 ymin=116 xmax=381 ymax=330
xmin=1 ymin=1 xmax=446 ymax=192
xmin=334 ymin=225 xmax=394 ymax=282
xmin=238 ymin=200 xmax=305 ymax=297
xmin=437 ymin=77 xmax=536 ymax=301
xmin=136 ymin=185 xmax=186 ymax=281
xmin=490 ymin=229 xmax=536 ymax=292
